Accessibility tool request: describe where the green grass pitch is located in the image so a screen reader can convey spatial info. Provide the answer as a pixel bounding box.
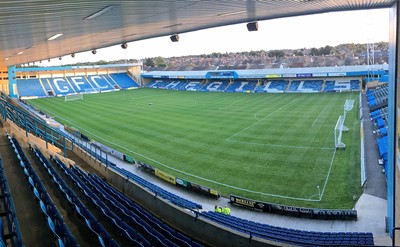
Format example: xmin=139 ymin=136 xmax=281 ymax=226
xmin=28 ymin=88 xmax=362 ymax=209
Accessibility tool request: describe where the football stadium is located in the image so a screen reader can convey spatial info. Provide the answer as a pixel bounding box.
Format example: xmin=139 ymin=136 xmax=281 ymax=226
xmin=0 ymin=1 xmax=398 ymax=247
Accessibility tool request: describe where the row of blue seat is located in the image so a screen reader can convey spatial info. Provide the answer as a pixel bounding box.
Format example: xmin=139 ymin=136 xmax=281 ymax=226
xmin=72 ymin=165 xmax=170 ymax=247
xmin=201 ymin=211 xmax=374 ymax=246
xmin=367 ymin=85 xmax=389 ymax=178
xmin=67 ymin=135 xmax=202 ymax=210
xmin=72 ymin=166 xmax=203 ymax=247
xmin=17 ymin=73 xmax=140 ymax=97
xmin=366 ymin=84 xmax=388 ymax=107
xmin=147 ymin=79 xmax=360 ymax=93
xmin=7 ymin=134 xmax=76 ymax=247
xmin=46 ymin=155 xmax=124 ymax=247
xmin=111 ymin=165 xmax=202 ymax=210
xmin=0 ymin=134 xmax=23 ymax=247
xmin=33 ymin=146 xmax=123 ymax=247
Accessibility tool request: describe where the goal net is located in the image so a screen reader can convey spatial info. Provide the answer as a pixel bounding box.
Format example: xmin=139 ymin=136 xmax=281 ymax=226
xmin=343 ymin=99 xmax=355 ymax=118
xmin=65 ymin=93 xmax=83 ymax=102
xmin=334 ymin=115 xmax=348 ymax=149
xmin=334 ymin=99 xmax=354 ymax=149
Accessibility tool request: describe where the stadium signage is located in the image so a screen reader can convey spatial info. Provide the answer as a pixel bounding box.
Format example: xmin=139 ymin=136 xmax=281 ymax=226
xmin=296 ymin=73 xmax=312 ymax=78
xmin=155 ymin=168 xmax=176 ymax=184
xmin=312 ymin=73 xmax=327 ymax=77
xmin=230 ymin=195 xmax=357 ymax=220
xmin=138 ymin=162 xmax=220 ymax=199
xmin=265 ymin=74 xmax=281 ymax=78
xmin=328 ymin=72 xmax=346 ymax=76
xmin=206 ymin=71 xmax=237 ymax=79
xmin=235 ymin=198 xmax=255 ymax=207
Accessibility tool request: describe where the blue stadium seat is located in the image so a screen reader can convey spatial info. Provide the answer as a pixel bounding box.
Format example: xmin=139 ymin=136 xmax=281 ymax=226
xmin=109 ymin=73 xmax=139 ymax=89
xmin=201 ymin=211 xmax=373 ymax=246
xmin=17 ymin=78 xmax=47 ymax=97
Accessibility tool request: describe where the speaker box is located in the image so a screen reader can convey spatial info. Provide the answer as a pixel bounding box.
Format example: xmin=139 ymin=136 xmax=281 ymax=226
xmin=170 ymin=35 xmax=179 ymax=42
xmin=247 ymin=22 xmax=258 ymax=31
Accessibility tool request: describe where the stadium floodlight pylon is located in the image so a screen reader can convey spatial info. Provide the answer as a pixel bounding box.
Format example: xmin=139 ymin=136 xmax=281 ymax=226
xmin=64 ymin=93 xmax=83 ymax=102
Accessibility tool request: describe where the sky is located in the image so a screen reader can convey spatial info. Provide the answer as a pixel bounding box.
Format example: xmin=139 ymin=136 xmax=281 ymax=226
xmin=41 ymin=8 xmax=390 ymax=67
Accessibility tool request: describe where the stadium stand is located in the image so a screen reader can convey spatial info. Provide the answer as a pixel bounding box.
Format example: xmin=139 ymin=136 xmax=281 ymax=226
xmin=182 ymin=81 xmax=203 ymax=91
xmin=324 ymin=79 xmax=361 ymax=92
xmin=200 ymin=80 xmax=229 ymax=92
xmin=87 ymin=75 xmax=115 ymax=91
xmin=254 ymin=80 xmax=289 ymax=93
xmin=287 ymin=80 xmax=301 ymax=92
xmin=201 ymin=211 xmax=374 ymax=246
xmin=367 ymin=83 xmax=388 ymax=111
xmin=15 ymin=73 xmax=364 ymax=98
xmin=32 ymin=146 xmax=121 ymax=247
xmin=71 ymin=165 xmax=203 ymax=247
xmin=288 ymin=80 xmax=323 ymax=92
xmin=0 ymin=143 xmax=22 ymax=246
xmin=8 ymin=134 xmax=77 ymax=247
xmin=49 ymin=154 xmax=204 ymax=247
xmin=151 ymin=80 xmax=170 ymax=89
xmin=109 ymin=73 xmax=140 ymax=89
xmin=16 ymin=73 xmax=140 ymax=98
xmin=164 ymin=80 xmax=185 ymax=90
xmin=145 ymin=80 xmax=161 ymax=88
xmin=66 ymin=76 xmax=96 ymax=93
xmin=48 ymin=77 xmax=76 ymax=96
xmin=224 ymin=80 xmax=257 ymax=92
xmin=41 ymin=79 xmax=55 ymax=96
xmin=16 ymin=79 xmax=47 ymax=97
xmin=367 ymin=84 xmax=389 ymax=179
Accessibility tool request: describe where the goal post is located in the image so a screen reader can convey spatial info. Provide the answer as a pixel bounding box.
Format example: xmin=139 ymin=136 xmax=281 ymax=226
xmin=65 ymin=93 xmax=83 ymax=102
xmin=334 ymin=99 xmax=354 ymax=149
xmin=334 ymin=115 xmax=348 ymax=149
xmin=343 ymin=99 xmax=355 ymax=118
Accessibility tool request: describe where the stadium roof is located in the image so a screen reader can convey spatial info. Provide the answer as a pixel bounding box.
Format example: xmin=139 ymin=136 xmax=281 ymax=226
xmin=0 ymin=0 xmax=394 ymax=67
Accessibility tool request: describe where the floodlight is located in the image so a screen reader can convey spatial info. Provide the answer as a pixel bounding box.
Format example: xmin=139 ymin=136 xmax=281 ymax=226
xmin=170 ymin=35 xmax=179 ymax=42
xmin=247 ymin=22 xmax=258 ymax=31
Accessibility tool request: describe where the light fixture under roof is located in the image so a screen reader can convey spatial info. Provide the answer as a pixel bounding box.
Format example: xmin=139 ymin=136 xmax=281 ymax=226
xmin=217 ymin=10 xmax=246 ymax=17
xmin=17 ymin=51 xmax=23 ymax=55
xmin=47 ymin=33 xmax=63 ymax=41
xmin=4 ymin=58 xmax=8 ymax=60
xmin=83 ymin=5 xmax=113 ymax=20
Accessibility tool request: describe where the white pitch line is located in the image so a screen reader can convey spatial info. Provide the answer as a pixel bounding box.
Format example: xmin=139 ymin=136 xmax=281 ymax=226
xmin=318 ymin=148 xmax=337 ymax=201
xmin=225 ymin=138 xmax=334 ymax=150
xmin=226 ymin=98 xmax=297 ymax=141
xmin=312 ymin=105 xmax=328 ymax=127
